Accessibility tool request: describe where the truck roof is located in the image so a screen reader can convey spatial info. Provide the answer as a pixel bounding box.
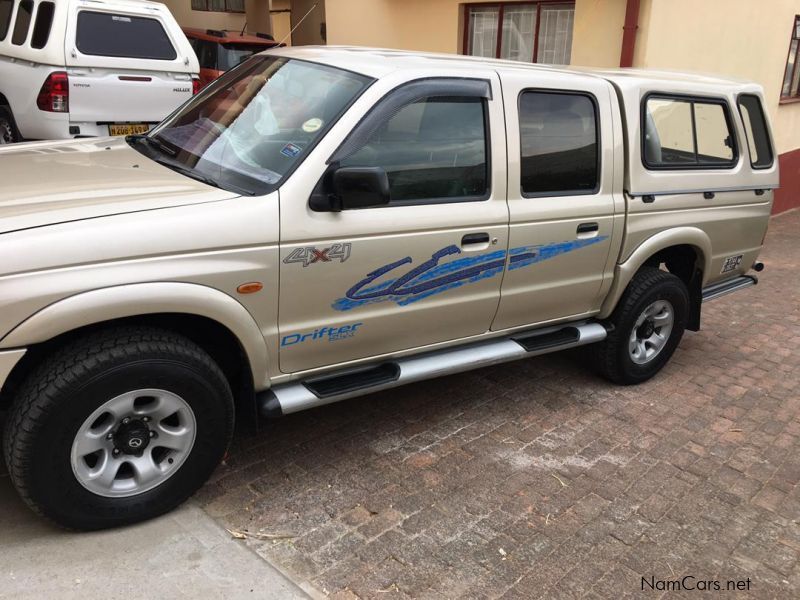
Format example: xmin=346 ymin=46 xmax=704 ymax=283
xmin=264 ymin=46 xmax=755 ymax=95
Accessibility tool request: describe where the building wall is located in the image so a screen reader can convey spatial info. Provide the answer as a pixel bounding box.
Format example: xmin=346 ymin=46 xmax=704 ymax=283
xmin=272 ymin=0 xmax=292 ymax=44
xmin=165 ymin=1 xmax=246 ymax=31
xmin=570 ymin=0 xmax=626 ymax=67
xmin=245 ymin=0 xmax=273 ymax=34
xmin=162 ymin=1 xmax=272 ymax=35
xmin=290 ymin=0 xmax=327 ymax=46
xmin=326 ymin=0 xmax=464 ymax=53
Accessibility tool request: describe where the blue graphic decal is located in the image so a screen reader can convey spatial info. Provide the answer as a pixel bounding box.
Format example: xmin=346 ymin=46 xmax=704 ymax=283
xmin=508 ymin=237 xmax=609 ymax=271
xmin=332 ymin=236 xmax=607 ymax=311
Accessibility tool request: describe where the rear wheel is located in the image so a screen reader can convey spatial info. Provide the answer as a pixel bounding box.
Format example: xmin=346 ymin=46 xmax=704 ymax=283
xmin=2 ymin=327 xmax=234 ymax=530
xmin=592 ymin=267 xmax=689 ymax=384
xmin=0 ymin=106 xmax=20 ymax=144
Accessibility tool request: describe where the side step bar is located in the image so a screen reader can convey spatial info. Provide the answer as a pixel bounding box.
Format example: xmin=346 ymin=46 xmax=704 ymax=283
xmin=258 ymin=322 xmax=607 ymax=418
xmin=702 ymin=274 xmax=758 ymax=302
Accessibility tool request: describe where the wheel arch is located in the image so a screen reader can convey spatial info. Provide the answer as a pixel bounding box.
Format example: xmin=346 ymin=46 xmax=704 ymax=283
xmin=0 ymin=283 xmax=270 ymax=425
xmin=599 ymin=228 xmax=712 ymax=329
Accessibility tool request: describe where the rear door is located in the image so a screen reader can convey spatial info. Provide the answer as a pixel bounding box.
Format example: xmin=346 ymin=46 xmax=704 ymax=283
xmin=491 ymin=71 xmax=621 ymax=330
xmin=64 ymin=6 xmax=196 ymax=125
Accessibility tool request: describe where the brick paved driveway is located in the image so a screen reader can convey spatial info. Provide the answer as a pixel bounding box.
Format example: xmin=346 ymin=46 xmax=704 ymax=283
xmin=198 ymin=210 xmax=800 ymax=599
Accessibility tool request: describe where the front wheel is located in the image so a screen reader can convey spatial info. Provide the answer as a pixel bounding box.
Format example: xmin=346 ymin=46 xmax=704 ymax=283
xmin=2 ymin=327 xmax=234 ymax=530
xmin=592 ymin=267 xmax=689 ymax=384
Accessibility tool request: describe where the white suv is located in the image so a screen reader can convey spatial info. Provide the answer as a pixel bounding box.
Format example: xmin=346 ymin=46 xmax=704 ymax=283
xmin=0 ymin=0 xmax=199 ymax=143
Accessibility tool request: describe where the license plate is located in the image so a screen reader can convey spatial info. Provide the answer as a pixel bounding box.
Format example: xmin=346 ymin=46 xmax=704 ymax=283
xmin=108 ymin=123 xmax=149 ymax=136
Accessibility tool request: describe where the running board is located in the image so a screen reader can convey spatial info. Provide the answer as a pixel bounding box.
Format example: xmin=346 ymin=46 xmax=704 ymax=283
xmin=258 ymin=322 xmax=607 ymax=417
xmin=702 ymin=275 xmax=758 ymax=302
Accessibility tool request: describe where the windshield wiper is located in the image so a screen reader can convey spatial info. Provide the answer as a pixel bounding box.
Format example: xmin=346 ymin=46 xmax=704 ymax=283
xmin=126 ymin=133 xmax=177 ymax=157
xmin=128 ymin=134 xmax=256 ymax=196
xmin=151 ymin=157 xmax=219 ymax=187
xmin=151 ymin=156 xmax=256 ymax=196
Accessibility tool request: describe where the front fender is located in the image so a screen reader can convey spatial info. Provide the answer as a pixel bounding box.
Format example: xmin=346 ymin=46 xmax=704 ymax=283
xmin=0 ymin=282 xmax=270 ymax=387
xmin=598 ymin=227 xmax=712 ymax=319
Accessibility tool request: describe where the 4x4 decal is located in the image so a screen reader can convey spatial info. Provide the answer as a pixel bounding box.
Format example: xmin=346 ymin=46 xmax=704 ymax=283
xmin=332 ymin=237 xmax=607 ymax=311
xmin=284 ymin=243 xmax=352 ymax=267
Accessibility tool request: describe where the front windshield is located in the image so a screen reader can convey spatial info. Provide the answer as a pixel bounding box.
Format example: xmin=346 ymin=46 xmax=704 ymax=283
xmin=146 ymin=56 xmax=372 ymax=195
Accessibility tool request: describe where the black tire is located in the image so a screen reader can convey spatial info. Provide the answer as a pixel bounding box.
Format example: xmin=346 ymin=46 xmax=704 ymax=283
xmin=592 ymin=267 xmax=689 ymax=385
xmin=2 ymin=327 xmax=234 ymax=530
xmin=0 ymin=106 xmax=20 ymax=144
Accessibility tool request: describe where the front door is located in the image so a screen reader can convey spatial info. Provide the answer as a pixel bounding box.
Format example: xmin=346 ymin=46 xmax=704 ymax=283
xmin=278 ymin=74 xmax=509 ymax=373
xmin=492 ymin=71 xmax=621 ymax=330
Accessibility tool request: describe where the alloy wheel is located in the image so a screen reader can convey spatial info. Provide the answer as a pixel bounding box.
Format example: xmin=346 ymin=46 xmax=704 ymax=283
xmin=70 ymin=389 xmax=197 ymax=498
xmin=628 ymin=299 xmax=674 ymax=365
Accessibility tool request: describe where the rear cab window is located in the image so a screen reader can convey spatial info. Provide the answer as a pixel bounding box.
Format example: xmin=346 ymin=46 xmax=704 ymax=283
xmin=737 ymin=94 xmax=774 ymax=169
xmin=642 ymin=94 xmax=738 ymax=169
xmin=11 ymin=0 xmax=32 ymax=46
xmin=518 ymin=90 xmax=599 ymax=196
xmin=0 ymin=0 xmax=13 ymax=41
xmin=76 ymin=11 xmax=177 ymax=60
xmin=31 ymin=1 xmax=54 ymax=49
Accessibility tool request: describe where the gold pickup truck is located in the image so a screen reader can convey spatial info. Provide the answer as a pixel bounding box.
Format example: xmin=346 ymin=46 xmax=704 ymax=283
xmin=0 ymin=47 xmax=778 ymax=529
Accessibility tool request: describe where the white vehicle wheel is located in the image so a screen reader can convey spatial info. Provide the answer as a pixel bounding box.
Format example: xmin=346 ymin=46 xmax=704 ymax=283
xmin=0 ymin=107 xmax=19 ymax=144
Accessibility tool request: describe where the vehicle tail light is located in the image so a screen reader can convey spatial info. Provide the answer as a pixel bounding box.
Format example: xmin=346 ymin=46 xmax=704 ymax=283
xmin=192 ymin=77 xmax=201 ymax=95
xmin=37 ymin=72 xmax=69 ymax=113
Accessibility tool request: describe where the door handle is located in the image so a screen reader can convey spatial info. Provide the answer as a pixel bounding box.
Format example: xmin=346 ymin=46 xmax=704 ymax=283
xmin=576 ymin=222 xmax=599 ymax=235
xmin=704 ymin=191 xmax=715 ymax=199
xmin=461 ymin=232 xmax=490 ymax=246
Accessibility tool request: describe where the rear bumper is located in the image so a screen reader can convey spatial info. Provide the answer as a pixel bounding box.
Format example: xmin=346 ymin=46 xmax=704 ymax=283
xmin=0 ymin=349 xmax=26 ymax=393
xmin=69 ymin=121 xmax=158 ymax=138
xmin=702 ymin=275 xmax=758 ymax=302
xmin=21 ymin=117 xmax=157 ymax=140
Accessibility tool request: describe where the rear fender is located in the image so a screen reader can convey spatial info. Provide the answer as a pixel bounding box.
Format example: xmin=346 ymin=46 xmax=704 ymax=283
xmin=599 ymin=227 xmax=712 ymax=319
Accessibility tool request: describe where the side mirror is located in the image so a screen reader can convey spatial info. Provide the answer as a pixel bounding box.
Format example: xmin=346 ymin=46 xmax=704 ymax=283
xmin=332 ymin=167 xmax=390 ymax=210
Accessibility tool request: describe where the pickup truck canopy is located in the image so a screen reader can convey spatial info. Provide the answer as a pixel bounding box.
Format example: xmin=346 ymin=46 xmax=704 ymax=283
xmin=266 ymin=46 xmax=780 ymax=197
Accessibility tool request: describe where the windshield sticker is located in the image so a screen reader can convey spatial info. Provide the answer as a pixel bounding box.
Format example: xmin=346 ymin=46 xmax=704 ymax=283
xmin=281 ymin=322 xmax=363 ymax=347
xmin=280 ymin=143 xmax=302 ymax=158
xmin=332 ymin=237 xmax=607 ymax=311
xmin=302 ymin=118 xmax=324 ymax=133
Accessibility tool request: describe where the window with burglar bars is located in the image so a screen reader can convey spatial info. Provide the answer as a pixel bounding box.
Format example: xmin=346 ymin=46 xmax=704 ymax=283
xmin=191 ymin=0 xmax=245 ymax=13
xmin=781 ymin=15 xmax=800 ymax=100
xmin=464 ymin=2 xmax=575 ymax=64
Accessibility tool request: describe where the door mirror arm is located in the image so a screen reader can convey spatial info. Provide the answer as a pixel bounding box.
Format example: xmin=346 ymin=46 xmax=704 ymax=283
xmin=309 ymin=190 xmax=344 ymax=212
